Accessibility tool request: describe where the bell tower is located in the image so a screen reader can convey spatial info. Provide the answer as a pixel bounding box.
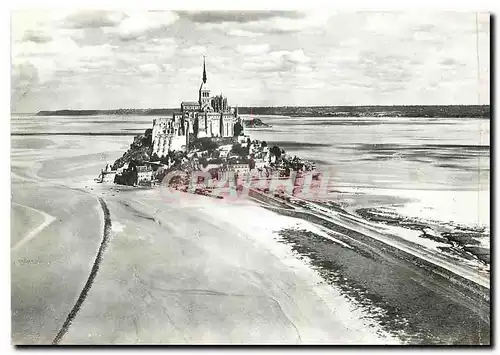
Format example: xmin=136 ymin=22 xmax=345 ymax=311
xmin=199 ymin=56 xmax=211 ymax=111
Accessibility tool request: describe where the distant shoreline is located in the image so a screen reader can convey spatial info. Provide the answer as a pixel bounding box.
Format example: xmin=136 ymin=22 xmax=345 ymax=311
xmin=34 ymin=105 xmax=490 ymax=118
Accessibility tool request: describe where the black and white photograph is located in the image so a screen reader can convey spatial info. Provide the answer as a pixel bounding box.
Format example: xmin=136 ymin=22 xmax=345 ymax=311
xmin=10 ymin=9 xmax=490 ymax=345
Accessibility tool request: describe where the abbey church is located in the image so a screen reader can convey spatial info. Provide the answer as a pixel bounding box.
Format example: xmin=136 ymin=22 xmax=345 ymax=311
xmin=152 ymin=58 xmax=240 ymax=157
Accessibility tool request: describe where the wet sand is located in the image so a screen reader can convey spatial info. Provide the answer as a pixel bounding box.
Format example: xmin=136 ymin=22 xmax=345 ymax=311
xmin=11 ymin=135 xmax=397 ymax=344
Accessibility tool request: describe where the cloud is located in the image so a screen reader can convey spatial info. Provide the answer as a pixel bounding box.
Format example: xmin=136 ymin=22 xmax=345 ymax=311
xmin=114 ymin=11 xmax=179 ymax=40
xmin=274 ymin=49 xmax=310 ymax=64
xmin=12 ymin=35 xmax=116 ymax=83
xmin=177 ymin=11 xmax=304 ymax=24
xmin=10 ymin=11 xmax=490 ymax=110
xmin=357 ymin=51 xmax=413 ymax=87
xmin=137 ymin=38 xmax=177 ymax=55
xmin=440 ymin=57 xmax=464 ymax=67
xmin=12 ymin=62 xmax=39 ymax=90
xmin=22 ymin=30 xmax=52 ymax=43
xmin=11 ymin=11 xmax=75 ymax=43
xmin=193 ymin=10 xmax=331 ymax=35
xmin=11 ymin=62 xmax=40 ymax=111
xmin=137 ymin=63 xmax=164 ymax=76
xmin=180 ymin=45 xmax=206 ymax=56
xmin=61 ymin=11 xmax=180 ymax=41
xmin=141 ymin=63 xmax=172 ymax=74
xmin=243 ymin=49 xmax=311 ymax=72
xmin=251 ymin=11 xmax=329 ymax=33
xmin=236 ymin=44 xmax=270 ymax=55
xmin=227 ymin=29 xmax=263 ymax=38
xmin=63 ymin=11 xmax=125 ymax=29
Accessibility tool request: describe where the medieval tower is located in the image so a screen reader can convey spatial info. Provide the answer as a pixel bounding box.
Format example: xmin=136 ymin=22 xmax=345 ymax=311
xmin=198 ymin=57 xmax=211 ymax=111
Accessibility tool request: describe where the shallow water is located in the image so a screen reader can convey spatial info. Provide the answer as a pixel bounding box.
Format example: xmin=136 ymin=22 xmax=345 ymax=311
xmin=244 ymin=115 xmax=489 ymax=229
xmin=243 ymin=115 xmax=489 ymax=191
xmin=12 ymin=113 xmax=490 ymax=188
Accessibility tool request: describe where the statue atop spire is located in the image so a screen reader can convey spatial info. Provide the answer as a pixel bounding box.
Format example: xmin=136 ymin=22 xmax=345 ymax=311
xmin=202 ymin=56 xmax=207 ymax=84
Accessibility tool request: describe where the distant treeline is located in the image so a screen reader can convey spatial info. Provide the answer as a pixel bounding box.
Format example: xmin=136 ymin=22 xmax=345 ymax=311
xmin=36 ymin=108 xmax=179 ymax=116
xmin=237 ymin=105 xmax=490 ymax=118
xmin=37 ymin=105 xmax=490 ymax=118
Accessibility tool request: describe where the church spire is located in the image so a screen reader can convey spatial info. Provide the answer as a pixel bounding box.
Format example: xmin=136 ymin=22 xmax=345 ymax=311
xmin=202 ymin=56 xmax=207 ymax=84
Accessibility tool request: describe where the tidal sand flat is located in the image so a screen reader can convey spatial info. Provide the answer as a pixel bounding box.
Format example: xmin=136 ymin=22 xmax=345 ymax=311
xmin=11 ymin=113 xmax=490 ymax=344
xmin=247 ymin=115 xmax=490 ymax=278
xmin=11 ymin=183 xmax=103 ymax=344
xmin=59 ymin=188 xmax=397 ymax=344
xmin=11 ymin=203 xmax=48 ymax=249
xmin=11 ymin=134 xmax=397 ymax=344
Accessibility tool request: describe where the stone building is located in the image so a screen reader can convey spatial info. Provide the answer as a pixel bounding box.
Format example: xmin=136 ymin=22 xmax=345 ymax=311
xmin=185 ymin=58 xmax=237 ymax=138
xmin=181 ymin=101 xmax=200 ymax=112
xmin=152 ymin=115 xmax=190 ymax=157
xmin=151 ymin=57 xmax=238 ymax=156
xmin=136 ymin=165 xmax=153 ymax=186
xmin=97 ymin=163 xmax=117 ymax=183
xmin=217 ymin=163 xmax=250 ymax=181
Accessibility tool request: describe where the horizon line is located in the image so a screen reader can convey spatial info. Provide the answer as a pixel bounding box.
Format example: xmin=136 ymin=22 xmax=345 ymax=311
xmin=13 ymin=103 xmax=491 ymax=114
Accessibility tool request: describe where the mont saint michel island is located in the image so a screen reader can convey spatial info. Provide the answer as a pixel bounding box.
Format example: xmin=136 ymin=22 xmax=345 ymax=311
xmin=97 ymin=58 xmax=316 ymax=195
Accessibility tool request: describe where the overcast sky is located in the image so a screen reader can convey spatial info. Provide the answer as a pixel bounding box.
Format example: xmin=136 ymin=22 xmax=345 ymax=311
xmin=11 ymin=10 xmax=490 ymax=112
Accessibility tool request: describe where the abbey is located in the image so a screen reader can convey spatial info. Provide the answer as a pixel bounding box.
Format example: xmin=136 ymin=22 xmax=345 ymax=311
xmin=152 ymin=58 xmax=240 ymax=157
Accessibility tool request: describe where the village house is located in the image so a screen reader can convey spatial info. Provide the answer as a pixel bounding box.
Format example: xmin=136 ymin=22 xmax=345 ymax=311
xmin=136 ymin=165 xmax=153 ymax=186
xmin=101 ymin=171 xmax=117 ymax=183
xmin=217 ymin=162 xmax=251 ymax=181
xmin=237 ymin=135 xmax=251 ymax=147
xmin=218 ymin=144 xmax=233 ymax=158
xmin=97 ymin=163 xmax=117 ymax=183
xmin=117 ymin=163 xmax=129 ymax=175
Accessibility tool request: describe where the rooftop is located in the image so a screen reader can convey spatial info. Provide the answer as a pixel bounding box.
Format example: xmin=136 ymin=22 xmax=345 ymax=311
xmin=181 ymin=101 xmax=200 ymax=106
xmin=136 ymin=165 xmax=152 ymax=173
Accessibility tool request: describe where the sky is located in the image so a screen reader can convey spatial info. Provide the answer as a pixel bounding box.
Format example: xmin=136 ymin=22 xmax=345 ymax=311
xmin=11 ymin=10 xmax=490 ymax=112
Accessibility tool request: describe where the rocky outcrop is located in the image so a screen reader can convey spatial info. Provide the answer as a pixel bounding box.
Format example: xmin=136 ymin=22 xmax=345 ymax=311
xmin=112 ymin=130 xmax=153 ymax=170
xmin=243 ymin=118 xmax=271 ymax=128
